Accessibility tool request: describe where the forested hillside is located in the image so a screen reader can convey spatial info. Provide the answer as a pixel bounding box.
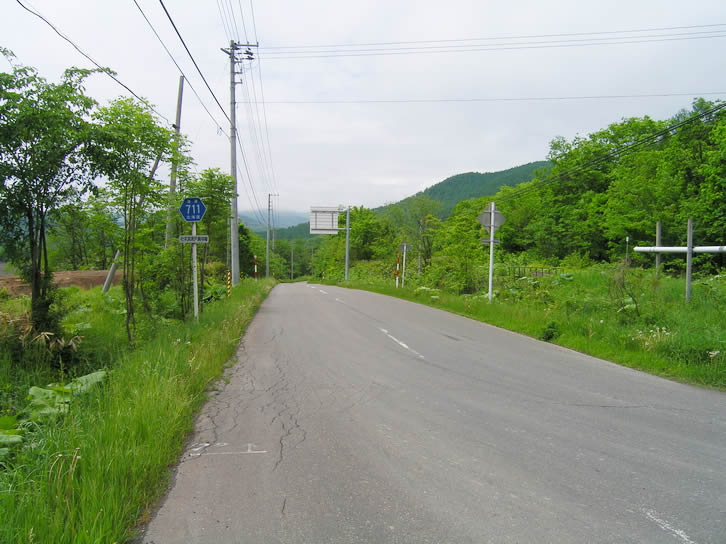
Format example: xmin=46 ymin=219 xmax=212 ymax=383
xmin=419 ymin=161 xmax=549 ymax=216
xmin=273 ymin=162 xmax=548 ymax=240
xmin=309 ymin=98 xmax=725 ymax=291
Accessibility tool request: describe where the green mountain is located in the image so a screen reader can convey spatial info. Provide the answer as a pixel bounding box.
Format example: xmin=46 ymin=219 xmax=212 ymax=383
xmin=271 ymin=161 xmax=549 ymax=240
xmin=400 ymin=161 xmax=549 ymax=217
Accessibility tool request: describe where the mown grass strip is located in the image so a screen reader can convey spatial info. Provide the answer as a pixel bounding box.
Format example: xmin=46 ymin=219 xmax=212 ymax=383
xmin=0 ymin=278 xmax=274 ymax=543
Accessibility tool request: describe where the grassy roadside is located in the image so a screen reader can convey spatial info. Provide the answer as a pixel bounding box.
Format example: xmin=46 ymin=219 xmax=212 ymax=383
xmin=0 ymin=278 xmax=274 ymax=544
xmin=324 ymin=267 xmax=726 ymax=390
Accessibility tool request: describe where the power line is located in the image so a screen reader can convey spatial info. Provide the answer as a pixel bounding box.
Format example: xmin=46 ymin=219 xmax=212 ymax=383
xmin=132 ymin=0 xmax=229 ymax=137
xmin=249 ymin=0 xmax=279 ymax=197
xmin=262 ymin=33 xmax=726 ymax=60
xmin=241 ymin=92 xmax=726 ymax=105
xmin=15 ymin=0 xmax=172 ymax=124
xmin=264 ymin=23 xmax=726 ymax=49
xmin=157 ymin=0 xmax=232 ymax=124
xmin=496 ymin=102 xmax=726 ymax=204
xmin=215 ymin=0 xmax=233 ymax=41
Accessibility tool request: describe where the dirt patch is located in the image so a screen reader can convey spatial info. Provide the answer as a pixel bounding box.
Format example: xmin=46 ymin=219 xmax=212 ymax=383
xmin=0 ymin=270 xmax=120 ymax=296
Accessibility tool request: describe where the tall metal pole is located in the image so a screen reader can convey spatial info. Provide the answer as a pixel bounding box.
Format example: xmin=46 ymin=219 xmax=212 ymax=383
xmin=686 ymin=218 xmax=693 ymax=303
xmin=345 ymin=207 xmax=350 ymax=281
xmin=192 ymin=222 xmax=199 ymax=319
xmin=266 ymin=193 xmax=271 ymax=278
xmin=229 ymin=41 xmax=240 ymax=286
xmin=488 ymin=201 xmax=496 ymax=303
xmin=165 ymin=75 xmax=185 ymax=248
xmin=290 ymin=244 xmax=294 ymax=280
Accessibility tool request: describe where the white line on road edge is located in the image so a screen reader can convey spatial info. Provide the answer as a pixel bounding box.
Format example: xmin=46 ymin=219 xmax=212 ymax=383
xmin=643 ymin=509 xmax=697 ymax=544
xmin=379 ymin=328 xmax=425 ymax=359
xmin=189 ymin=443 xmax=267 ymax=457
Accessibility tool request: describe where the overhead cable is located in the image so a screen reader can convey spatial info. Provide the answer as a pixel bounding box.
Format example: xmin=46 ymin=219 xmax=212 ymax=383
xmin=262 ymin=32 xmax=726 ymax=59
xmin=157 ymin=0 xmax=232 ymax=124
xmin=132 ymin=0 xmax=229 ymax=136
xmin=15 ymin=0 xmax=172 ymax=124
xmin=263 ymin=23 xmax=726 ymax=50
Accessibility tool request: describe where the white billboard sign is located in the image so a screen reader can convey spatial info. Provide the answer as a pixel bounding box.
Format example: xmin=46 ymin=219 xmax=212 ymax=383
xmin=310 ymin=206 xmax=341 ymax=235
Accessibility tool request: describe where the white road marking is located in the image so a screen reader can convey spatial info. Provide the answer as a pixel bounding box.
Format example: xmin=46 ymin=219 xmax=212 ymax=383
xmin=189 ymin=443 xmax=267 ymax=457
xmin=335 ymin=298 xmax=344 ymax=303
xmin=319 ymin=289 xmax=328 ymax=295
xmin=379 ymin=328 xmax=425 ymax=359
xmin=643 ymin=509 xmax=697 ymax=544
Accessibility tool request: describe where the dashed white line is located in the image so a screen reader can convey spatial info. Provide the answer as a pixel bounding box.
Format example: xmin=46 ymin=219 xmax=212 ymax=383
xmin=643 ymin=509 xmax=697 ymax=544
xmin=318 ymin=289 xmax=328 ymax=295
xmin=379 ymin=328 xmax=425 ymax=359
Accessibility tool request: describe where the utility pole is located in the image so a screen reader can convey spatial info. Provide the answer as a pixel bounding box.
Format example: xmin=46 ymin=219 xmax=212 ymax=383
xmin=165 ymin=75 xmax=184 ymax=248
xmin=266 ymin=193 xmax=278 ymax=277
xmin=290 ymin=244 xmax=294 ymax=280
xmin=223 ymin=41 xmax=257 ymax=286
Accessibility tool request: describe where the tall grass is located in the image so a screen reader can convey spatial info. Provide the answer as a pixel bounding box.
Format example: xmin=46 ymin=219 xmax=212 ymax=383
xmin=0 ymin=278 xmax=274 ymax=543
xmin=337 ymin=265 xmax=726 ymax=389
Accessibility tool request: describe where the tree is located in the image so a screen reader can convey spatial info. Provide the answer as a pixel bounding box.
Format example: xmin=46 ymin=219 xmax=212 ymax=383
xmin=90 ymin=97 xmax=172 ymax=342
xmin=0 ymin=51 xmax=97 ymax=330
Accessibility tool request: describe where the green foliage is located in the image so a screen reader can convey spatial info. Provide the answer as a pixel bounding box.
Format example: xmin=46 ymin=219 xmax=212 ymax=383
xmin=91 ymin=97 xmax=173 ymax=342
xmin=26 ymin=371 xmax=106 ymax=420
xmin=380 ymin=162 xmax=549 ymax=218
xmin=0 ymin=51 xmax=99 ymax=331
xmin=540 ymin=321 xmax=561 ymax=342
xmin=0 ymin=279 xmax=273 ymax=544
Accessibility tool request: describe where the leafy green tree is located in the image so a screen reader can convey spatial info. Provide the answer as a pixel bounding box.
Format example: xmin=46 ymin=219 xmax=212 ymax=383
xmin=90 ymin=97 xmax=172 ymax=342
xmin=0 ymin=50 xmax=97 ymax=330
xmin=186 ymin=168 xmax=235 ymax=291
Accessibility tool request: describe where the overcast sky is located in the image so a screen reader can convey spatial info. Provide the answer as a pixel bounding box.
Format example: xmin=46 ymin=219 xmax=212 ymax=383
xmin=3 ymin=1 xmax=726 ymax=220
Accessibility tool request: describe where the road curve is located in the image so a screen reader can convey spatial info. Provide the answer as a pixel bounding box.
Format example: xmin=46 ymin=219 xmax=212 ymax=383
xmin=141 ymin=283 xmax=726 ymax=544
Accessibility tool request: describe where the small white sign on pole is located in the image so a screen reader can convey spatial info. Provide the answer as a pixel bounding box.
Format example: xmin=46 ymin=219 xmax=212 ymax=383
xmin=179 ymin=235 xmax=209 ymax=243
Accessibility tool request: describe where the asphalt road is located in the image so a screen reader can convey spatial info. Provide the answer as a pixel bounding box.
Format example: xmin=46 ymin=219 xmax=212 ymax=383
xmin=141 ymin=283 xmax=726 ymax=544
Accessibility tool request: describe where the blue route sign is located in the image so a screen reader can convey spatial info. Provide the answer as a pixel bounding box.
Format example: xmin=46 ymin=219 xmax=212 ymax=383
xmin=179 ymin=197 xmax=206 ymax=222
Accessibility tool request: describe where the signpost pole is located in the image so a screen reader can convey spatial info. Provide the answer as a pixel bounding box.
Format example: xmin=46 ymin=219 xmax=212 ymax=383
xmin=488 ymin=202 xmax=496 ymax=303
xmin=192 ymin=222 xmax=199 ymax=319
xmin=179 ymin=197 xmax=206 ymax=319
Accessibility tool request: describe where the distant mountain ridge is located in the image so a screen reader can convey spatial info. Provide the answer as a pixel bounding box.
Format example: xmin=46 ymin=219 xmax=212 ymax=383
xmin=380 ymin=161 xmax=550 ymax=217
xmin=271 ymin=161 xmax=549 ymax=240
xmin=239 ymin=210 xmax=309 ymax=232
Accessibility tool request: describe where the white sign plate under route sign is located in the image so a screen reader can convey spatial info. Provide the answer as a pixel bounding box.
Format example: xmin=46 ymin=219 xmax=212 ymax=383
xmin=179 ymin=235 xmax=209 ymax=243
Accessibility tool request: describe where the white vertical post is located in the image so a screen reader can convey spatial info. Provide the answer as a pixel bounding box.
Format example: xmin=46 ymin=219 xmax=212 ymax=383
xmin=344 ymin=207 xmax=350 ymax=281
xmin=402 ymin=244 xmax=407 ymax=287
xmin=192 ymin=222 xmax=199 ymax=319
xmin=656 ymin=220 xmax=662 ymax=278
xmin=488 ymin=201 xmax=495 ymax=303
xmin=686 ymin=218 xmax=693 ymax=303
xmin=291 ymin=245 xmax=294 ymax=280
xmin=396 ymin=254 xmax=400 ymax=288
